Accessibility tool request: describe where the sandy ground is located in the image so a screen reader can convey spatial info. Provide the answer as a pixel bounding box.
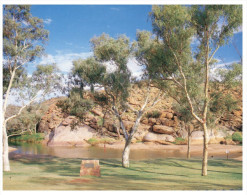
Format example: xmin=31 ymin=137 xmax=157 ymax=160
xmin=8 ymin=147 xmax=18 ymax=152
xmin=98 ymin=142 xmax=243 ymax=161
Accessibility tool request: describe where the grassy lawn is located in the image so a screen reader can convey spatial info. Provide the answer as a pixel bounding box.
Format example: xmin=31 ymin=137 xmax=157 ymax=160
xmin=3 ymin=156 xmax=242 ymax=190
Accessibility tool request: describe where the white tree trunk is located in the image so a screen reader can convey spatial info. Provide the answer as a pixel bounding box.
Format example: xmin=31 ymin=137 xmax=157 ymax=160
xmin=187 ymin=126 xmax=191 ymax=159
xmin=2 ymin=120 xmax=10 ymax=171
xmin=122 ymin=112 xmax=142 ymax=168
xmin=202 ymin=123 xmax=209 ymax=176
xmin=2 ymin=68 xmax=16 ymax=172
xmin=122 ymin=139 xmax=131 ymax=168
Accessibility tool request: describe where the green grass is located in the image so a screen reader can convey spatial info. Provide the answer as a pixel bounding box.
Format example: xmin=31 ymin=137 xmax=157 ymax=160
xmin=3 ymin=156 xmax=242 ymax=190
xmin=232 ymin=132 xmax=242 ymax=143
xmin=173 ymin=137 xmax=187 ymax=145
xmin=87 ymin=137 xmax=116 ymax=146
xmin=9 ymin=133 xmax=45 ymax=143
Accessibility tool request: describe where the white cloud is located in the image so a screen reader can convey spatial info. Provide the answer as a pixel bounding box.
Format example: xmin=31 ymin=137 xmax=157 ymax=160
xmin=103 ymin=58 xmax=143 ymax=78
xmin=210 ymin=60 xmax=240 ymax=81
xmin=43 ymin=18 xmax=52 ymax=25
xmin=127 ymin=58 xmax=143 ymax=78
xmin=233 ymin=26 xmax=242 ymax=34
xmin=38 ymin=51 xmax=93 ymax=73
xmin=110 ymin=7 xmax=120 ymax=11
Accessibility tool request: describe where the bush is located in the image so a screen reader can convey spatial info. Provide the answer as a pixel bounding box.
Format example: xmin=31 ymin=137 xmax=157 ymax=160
xmin=97 ymin=117 xmax=104 ymax=127
xmin=87 ymin=137 xmax=115 ymax=146
xmin=232 ymin=132 xmax=242 ymax=143
xmin=9 ymin=133 xmax=45 ymax=143
xmin=145 ymin=110 xmax=161 ymax=118
xmin=173 ymin=137 xmax=187 ymax=145
xmin=225 ymin=135 xmax=232 ymax=141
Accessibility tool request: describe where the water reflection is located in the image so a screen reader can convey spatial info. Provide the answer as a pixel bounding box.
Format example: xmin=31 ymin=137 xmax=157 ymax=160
xmin=9 ymin=142 xmax=186 ymax=160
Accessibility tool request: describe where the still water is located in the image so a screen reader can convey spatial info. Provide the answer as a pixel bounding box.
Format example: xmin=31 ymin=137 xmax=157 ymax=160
xmin=9 ymin=142 xmax=186 ymax=160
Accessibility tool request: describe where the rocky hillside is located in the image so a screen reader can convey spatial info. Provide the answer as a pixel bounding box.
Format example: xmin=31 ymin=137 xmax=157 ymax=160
xmin=38 ymin=85 xmax=242 ymax=147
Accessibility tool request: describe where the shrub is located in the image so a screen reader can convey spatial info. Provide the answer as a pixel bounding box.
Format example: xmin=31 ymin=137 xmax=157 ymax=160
xmin=225 ymin=135 xmax=232 ymax=141
xmin=9 ymin=133 xmax=45 ymax=143
xmin=87 ymin=137 xmax=115 ymax=146
xmin=232 ymin=132 xmax=242 ymax=143
xmin=173 ymin=137 xmax=187 ymax=145
xmin=97 ymin=117 xmax=104 ymax=127
xmin=145 ymin=110 xmax=161 ymax=118
xmin=56 ymin=92 xmax=94 ymax=119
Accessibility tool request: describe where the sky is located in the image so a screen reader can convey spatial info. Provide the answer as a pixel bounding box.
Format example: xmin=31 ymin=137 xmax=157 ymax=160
xmin=27 ymin=5 xmax=242 ymax=76
xmin=28 ymin=5 xmax=153 ymax=76
xmin=3 ymin=4 xmax=243 ymax=105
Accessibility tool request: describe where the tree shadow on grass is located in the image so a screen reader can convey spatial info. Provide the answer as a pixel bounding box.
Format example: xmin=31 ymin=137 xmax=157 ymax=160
xmin=9 ymin=156 xmax=242 ymax=190
xmin=144 ymin=158 xmax=242 ymax=175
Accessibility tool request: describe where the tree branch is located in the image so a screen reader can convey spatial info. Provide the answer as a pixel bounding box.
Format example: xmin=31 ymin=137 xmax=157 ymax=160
xmin=5 ymin=93 xmax=39 ymax=124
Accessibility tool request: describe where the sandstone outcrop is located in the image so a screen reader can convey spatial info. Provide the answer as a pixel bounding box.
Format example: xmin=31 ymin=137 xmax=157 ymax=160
xmin=36 ymin=85 xmax=242 ymax=146
xmin=153 ymin=125 xmax=174 ymax=134
xmin=143 ymin=132 xmax=175 ymax=143
xmin=47 ymin=124 xmax=97 ymax=147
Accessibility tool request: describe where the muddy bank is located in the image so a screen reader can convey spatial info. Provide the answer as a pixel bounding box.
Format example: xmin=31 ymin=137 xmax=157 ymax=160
xmin=8 ymin=147 xmax=18 ymax=152
xmin=98 ymin=142 xmax=243 ymax=161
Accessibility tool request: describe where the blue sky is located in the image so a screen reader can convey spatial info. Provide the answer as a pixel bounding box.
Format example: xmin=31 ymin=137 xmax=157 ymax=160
xmin=28 ymin=5 xmax=242 ymax=75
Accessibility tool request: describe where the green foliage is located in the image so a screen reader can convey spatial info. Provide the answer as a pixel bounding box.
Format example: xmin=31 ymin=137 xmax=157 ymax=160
xmin=207 ymin=92 xmax=238 ymax=128
xmin=87 ymin=137 xmax=115 ymax=146
xmin=3 ymin=5 xmax=49 ymax=77
xmin=72 ymin=57 xmax=106 ymax=92
xmin=173 ymin=137 xmax=187 ymax=145
xmin=94 ymin=92 xmax=109 ymax=106
xmin=2 ymin=67 xmax=26 ymax=97
xmin=97 ymin=117 xmax=104 ymax=127
xmin=146 ymin=5 xmax=242 ymax=129
xmin=56 ymin=91 xmax=93 ymax=119
xmin=232 ymin=132 xmax=242 ymax=143
xmin=145 ymin=110 xmax=161 ymax=118
xmin=9 ymin=133 xmax=45 ymax=143
xmin=6 ymin=103 xmax=49 ymax=135
xmin=90 ymin=33 xmax=132 ymax=110
xmin=191 ymin=5 xmax=242 ymax=46
xmin=218 ymin=63 xmax=242 ymax=89
xmin=91 ymin=33 xmax=131 ymax=69
xmin=225 ymin=135 xmax=232 ymax=141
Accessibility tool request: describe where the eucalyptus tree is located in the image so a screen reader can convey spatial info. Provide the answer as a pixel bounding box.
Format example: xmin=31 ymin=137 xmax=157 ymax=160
xmin=90 ymin=34 xmax=133 ymax=167
xmin=3 ymin=5 xmax=52 ymax=171
xmin=89 ymin=33 xmax=165 ymax=167
xmin=148 ymin=5 xmax=242 ymax=176
xmin=72 ymin=57 xmax=106 ymax=93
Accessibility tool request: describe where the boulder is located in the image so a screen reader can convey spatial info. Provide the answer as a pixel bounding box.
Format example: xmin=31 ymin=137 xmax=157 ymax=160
xmin=48 ymin=124 xmax=97 ymax=146
xmin=148 ymin=118 xmax=156 ymax=125
xmin=133 ymin=124 xmax=150 ymax=140
xmin=160 ymin=118 xmax=174 ymax=127
xmin=153 ymin=125 xmax=174 ymax=134
xmin=38 ymin=120 xmax=49 ymax=133
xmin=61 ymin=116 xmax=76 ymax=126
xmin=177 ymin=127 xmax=188 ymax=139
xmin=191 ymin=131 xmax=204 ymax=140
xmin=160 ymin=112 xmax=167 ymax=118
xmin=225 ymin=139 xmax=237 ymax=145
xmin=143 ymin=132 xmax=175 ymax=143
xmin=156 ymin=119 xmax=161 ymax=125
xmin=166 ymin=113 xmax=173 ymax=119
xmin=91 ymin=108 xmax=103 ymax=117
xmin=232 ymin=110 xmax=242 ymax=117
xmin=141 ymin=118 xmax=149 ymax=125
